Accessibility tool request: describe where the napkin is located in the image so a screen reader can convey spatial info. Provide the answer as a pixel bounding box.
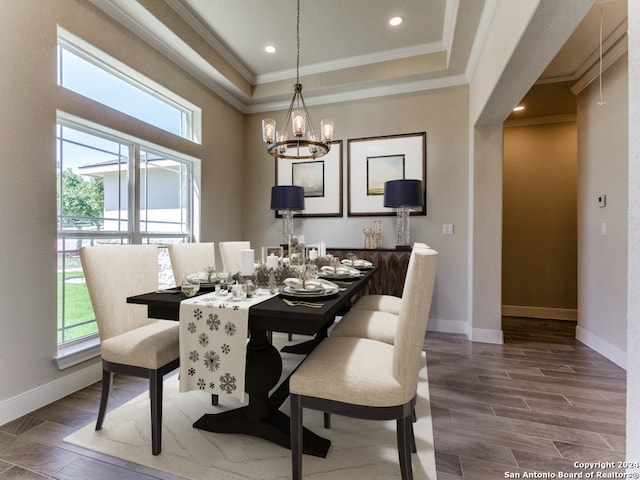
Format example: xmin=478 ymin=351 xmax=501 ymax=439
xmin=341 ymin=259 xmax=373 ymax=268
xmin=320 ymin=265 xmax=360 ymax=275
xmin=284 ymin=278 xmax=339 ymax=291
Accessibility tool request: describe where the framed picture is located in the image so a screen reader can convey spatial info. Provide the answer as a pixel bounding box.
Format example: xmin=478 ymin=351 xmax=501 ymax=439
xmin=347 ymin=132 xmax=426 ymax=216
xmin=276 ymin=140 xmax=343 ymax=217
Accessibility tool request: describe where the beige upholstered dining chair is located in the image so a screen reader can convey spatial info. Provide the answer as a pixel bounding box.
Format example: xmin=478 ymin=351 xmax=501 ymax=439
xmin=289 ymin=246 xmax=437 ymax=480
xmin=330 ymin=242 xmax=432 ymax=345
xmin=219 ymin=240 xmax=250 ymax=274
xmin=343 ymin=242 xmax=430 ymax=317
xmin=167 ymin=242 xmax=216 ymax=285
xmin=80 ymin=244 xmax=180 ymax=456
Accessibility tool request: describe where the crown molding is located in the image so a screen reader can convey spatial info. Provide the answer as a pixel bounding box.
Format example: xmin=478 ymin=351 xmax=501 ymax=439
xmin=246 ymin=74 xmax=469 ymax=114
xmin=464 ymin=0 xmax=497 ymax=81
xmin=504 ymin=113 xmax=577 ymax=127
xmin=255 ymin=42 xmax=447 ymax=85
xmin=570 ymin=30 xmax=628 ymax=95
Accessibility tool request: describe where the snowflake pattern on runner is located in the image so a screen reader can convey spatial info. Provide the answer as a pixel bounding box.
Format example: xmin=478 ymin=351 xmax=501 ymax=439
xmin=203 ymin=350 xmax=221 ymax=371
xmin=180 ymin=291 xmax=276 ymax=401
xmin=207 ymin=313 xmax=220 ymax=331
xmin=219 ymin=373 xmax=237 ymax=394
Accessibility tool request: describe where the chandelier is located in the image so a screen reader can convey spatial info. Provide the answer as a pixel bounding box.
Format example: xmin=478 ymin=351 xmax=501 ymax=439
xmin=261 ymin=0 xmax=333 ymax=159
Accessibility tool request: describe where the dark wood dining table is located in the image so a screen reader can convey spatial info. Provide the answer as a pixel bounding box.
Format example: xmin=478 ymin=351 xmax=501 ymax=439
xmin=127 ymin=268 xmax=375 ymax=458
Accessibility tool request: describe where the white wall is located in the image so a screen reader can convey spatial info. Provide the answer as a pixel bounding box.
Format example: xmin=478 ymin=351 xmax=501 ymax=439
xmin=467 ymin=0 xmax=594 ymax=341
xmin=0 ymin=0 xmax=244 ymax=423
xmin=627 ymin=0 xmax=640 ymax=466
xmin=577 ymin=54 xmax=629 ymax=368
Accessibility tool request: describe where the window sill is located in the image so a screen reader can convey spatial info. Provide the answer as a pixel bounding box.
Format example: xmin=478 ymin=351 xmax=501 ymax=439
xmin=54 ymin=336 xmax=101 ymax=370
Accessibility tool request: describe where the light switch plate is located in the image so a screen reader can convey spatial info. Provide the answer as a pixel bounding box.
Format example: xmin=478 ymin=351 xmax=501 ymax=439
xmin=597 ymin=195 xmax=606 ymax=207
xmin=443 ymin=224 xmax=454 ymax=235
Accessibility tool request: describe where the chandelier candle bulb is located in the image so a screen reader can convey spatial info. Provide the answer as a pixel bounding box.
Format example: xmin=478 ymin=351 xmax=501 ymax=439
xmin=321 ymin=120 xmax=333 ymax=142
xmin=308 ymin=132 xmax=318 ymax=153
xmin=277 ymin=130 xmax=287 ymax=154
xmin=292 ymin=111 xmax=305 ymax=136
xmin=262 ymin=119 xmax=276 ymax=143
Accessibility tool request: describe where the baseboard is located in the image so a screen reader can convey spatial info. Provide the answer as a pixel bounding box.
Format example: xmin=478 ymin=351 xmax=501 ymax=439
xmin=576 ymin=326 xmax=627 ymax=369
xmin=428 ymin=319 xmax=503 ymax=344
xmin=502 ymin=305 xmax=577 ymax=321
xmin=0 ymin=362 xmax=102 ymax=426
xmin=428 ymin=318 xmax=469 ymax=335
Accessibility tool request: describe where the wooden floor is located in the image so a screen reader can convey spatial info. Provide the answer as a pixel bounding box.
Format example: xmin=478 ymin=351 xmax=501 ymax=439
xmin=429 ymin=317 xmax=626 ymax=479
xmin=0 ymin=318 xmax=626 ymax=479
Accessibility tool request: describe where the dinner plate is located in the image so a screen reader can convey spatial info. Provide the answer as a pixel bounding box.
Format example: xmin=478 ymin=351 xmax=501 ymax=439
xmin=281 ymin=286 xmax=339 ymax=298
xmin=341 ymin=260 xmax=374 ymax=270
xmin=318 ymin=271 xmax=361 ymax=280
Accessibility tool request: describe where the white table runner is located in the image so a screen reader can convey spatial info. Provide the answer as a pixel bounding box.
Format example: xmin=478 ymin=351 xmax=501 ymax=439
xmin=178 ymin=291 xmax=275 ymax=401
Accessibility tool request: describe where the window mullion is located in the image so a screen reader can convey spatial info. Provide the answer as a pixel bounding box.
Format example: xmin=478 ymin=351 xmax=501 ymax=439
xmin=131 ymin=144 xmax=141 ymax=244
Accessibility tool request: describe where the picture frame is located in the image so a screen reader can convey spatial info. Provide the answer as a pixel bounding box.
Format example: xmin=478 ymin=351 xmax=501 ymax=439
xmin=275 ymin=140 xmax=343 ymax=217
xmin=347 ymin=132 xmax=426 ymax=216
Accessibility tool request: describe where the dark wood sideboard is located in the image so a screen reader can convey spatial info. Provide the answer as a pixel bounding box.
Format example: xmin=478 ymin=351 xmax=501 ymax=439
xmin=327 ymin=248 xmax=411 ymax=298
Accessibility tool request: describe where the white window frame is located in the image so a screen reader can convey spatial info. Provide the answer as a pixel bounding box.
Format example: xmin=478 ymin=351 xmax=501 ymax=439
xmin=55 ymin=111 xmax=201 ymax=368
xmin=57 ymin=26 xmax=202 ymax=144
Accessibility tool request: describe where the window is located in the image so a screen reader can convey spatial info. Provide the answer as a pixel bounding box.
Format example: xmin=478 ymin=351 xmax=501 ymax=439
xmin=57 ymin=27 xmax=201 ymax=143
xmin=56 ymin=117 xmax=200 ymax=352
xmin=55 ymin=31 xmax=202 ymax=367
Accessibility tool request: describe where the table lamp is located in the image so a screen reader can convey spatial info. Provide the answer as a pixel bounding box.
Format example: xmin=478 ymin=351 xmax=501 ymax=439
xmin=271 ymin=185 xmax=305 ymax=245
xmin=384 ymin=179 xmax=423 ymax=250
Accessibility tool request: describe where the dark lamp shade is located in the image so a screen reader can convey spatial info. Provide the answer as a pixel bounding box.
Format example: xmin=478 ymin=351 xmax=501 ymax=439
xmin=383 ymin=179 xmax=423 ymax=208
xmin=270 ymin=185 xmax=305 ymax=210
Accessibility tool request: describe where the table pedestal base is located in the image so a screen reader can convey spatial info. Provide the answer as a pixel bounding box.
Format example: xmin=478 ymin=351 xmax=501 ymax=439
xmin=193 ymin=329 xmax=330 ymax=458
xmin=193 ymin=407 xmax=331 ymax=457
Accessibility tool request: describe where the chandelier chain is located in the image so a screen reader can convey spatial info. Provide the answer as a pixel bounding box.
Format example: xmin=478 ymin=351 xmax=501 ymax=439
xmin=296 ymin=0 xmax=300 ymax=85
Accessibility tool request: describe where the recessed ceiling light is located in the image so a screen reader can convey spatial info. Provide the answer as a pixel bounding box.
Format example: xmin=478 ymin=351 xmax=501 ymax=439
xmin=389 ymin=16 xmax=403 ymax=27
xmin=264 ymin=45 xmax=277 ymax=54
xmin=513 ymin=105 xmax=525 ymax=112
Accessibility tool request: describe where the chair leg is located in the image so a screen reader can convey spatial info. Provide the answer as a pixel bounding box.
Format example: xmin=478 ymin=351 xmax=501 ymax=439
xmin=410 ymin=421 xmax=417 ymax=454
xmin=211 ymin=394 xmax=219 ymax=406
xmin=323 ymin=412 xmax=331 ymax=429
xmin=95 ymin=369 xmax=113 ymax=431
xmin=397 ymin=413 xmax=414 ymax=480
xmin=288 ymin=333 xmax=293 ymax=341
xmin=290 ymin=394 xmax=303 ymax=480
xmin=149 ymin=369 xmax=163 ymax=456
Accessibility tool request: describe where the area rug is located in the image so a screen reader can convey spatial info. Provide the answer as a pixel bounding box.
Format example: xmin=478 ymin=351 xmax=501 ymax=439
xmin=64 ymin=336 xmax=436 ymax=480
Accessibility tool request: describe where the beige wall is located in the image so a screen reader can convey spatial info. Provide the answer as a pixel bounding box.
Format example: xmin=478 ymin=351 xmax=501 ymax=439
xmin=577 ymin=53 xmax=628 ymax=367
xmin=502 ymin=122 xmax=578 ymax=317
xmin=0 ymin=0 xmax=244 ymax=415
xmin=243 ymin=87 xmax=471 ymax=332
